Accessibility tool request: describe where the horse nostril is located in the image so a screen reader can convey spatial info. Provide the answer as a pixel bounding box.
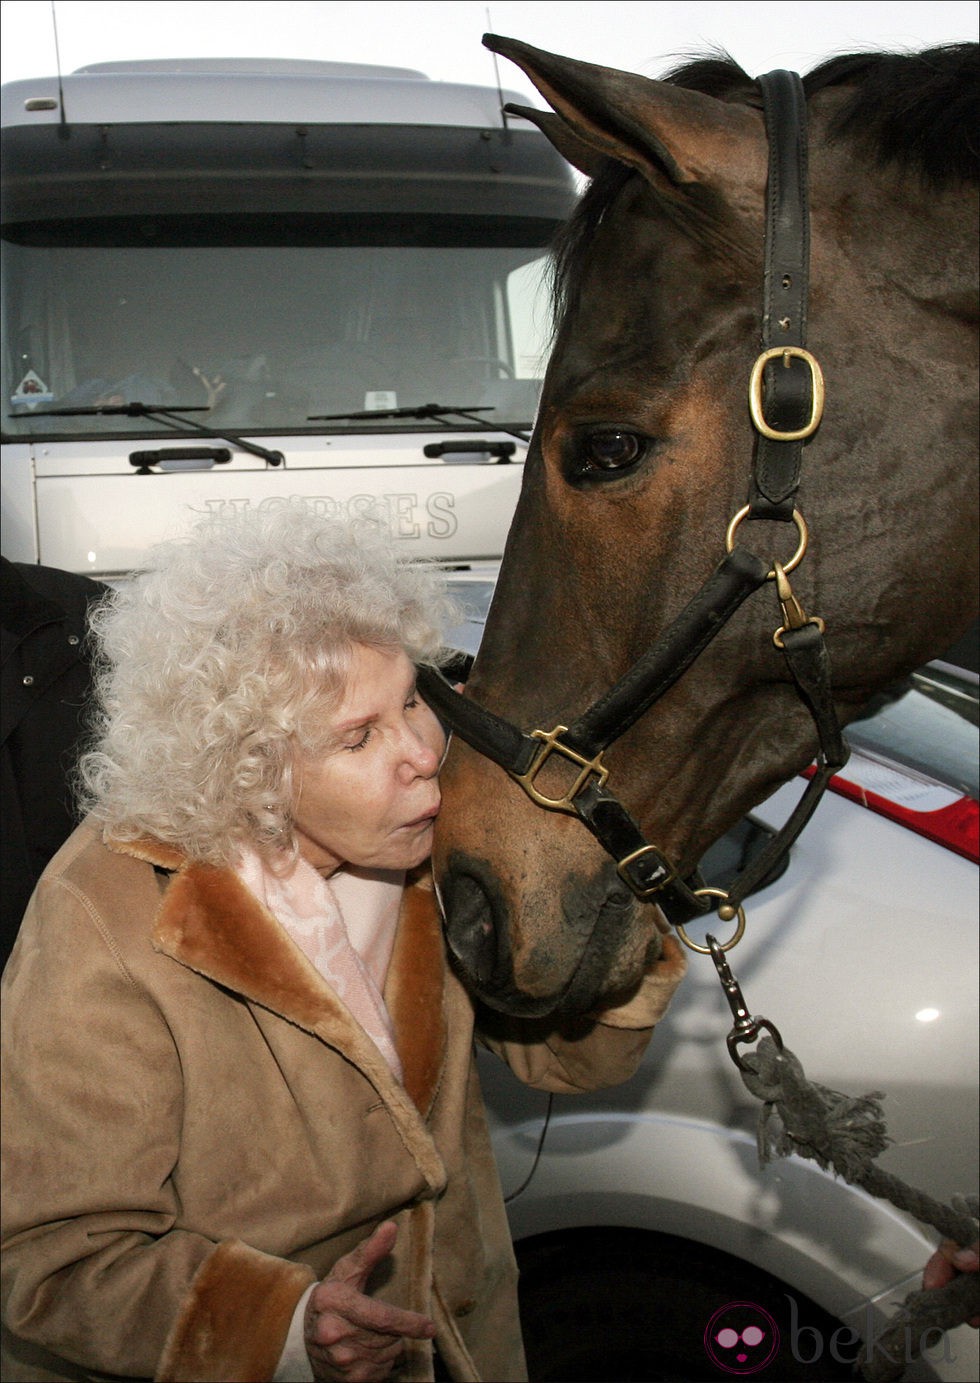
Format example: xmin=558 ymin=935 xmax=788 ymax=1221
xmin=443 ymin=870 xmax=498 ymax=987
xmin=606 ymin=881 xmax=632 ymax=907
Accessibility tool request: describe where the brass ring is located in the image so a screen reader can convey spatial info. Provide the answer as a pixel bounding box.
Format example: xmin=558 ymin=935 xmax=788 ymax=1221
xmin=725 ymin=505 xmax=808 ymax=578
xmin=675 ymin=888 xmax=746 ymax=954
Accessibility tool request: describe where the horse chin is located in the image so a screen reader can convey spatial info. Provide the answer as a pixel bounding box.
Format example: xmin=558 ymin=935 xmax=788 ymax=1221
xmin=437 ymin=850 xmax=652 ymax=1018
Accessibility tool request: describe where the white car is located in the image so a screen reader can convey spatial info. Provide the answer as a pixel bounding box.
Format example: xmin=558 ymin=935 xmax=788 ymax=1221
xmin=445 ymin=575 xmax=979 ymax=1382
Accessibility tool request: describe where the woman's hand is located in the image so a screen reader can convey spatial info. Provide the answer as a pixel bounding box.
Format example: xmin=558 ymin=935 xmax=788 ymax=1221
xmin=305 ymin=1221 xmax=437 ymax=1380
xmin=922 ymin=1239 xmax=980 ymax=1328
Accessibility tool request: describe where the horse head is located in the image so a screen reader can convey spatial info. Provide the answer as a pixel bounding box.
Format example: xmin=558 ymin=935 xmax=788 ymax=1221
xmin=432 ymin=36 xmax=979 ymax=1018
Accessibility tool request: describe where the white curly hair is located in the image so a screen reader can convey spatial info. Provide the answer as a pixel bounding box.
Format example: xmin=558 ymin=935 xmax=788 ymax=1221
xmin=76 ymin=502 xmax=455 ymax=865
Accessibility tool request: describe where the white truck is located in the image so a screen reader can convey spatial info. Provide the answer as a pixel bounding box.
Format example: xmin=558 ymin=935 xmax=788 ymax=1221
xmin=1 ymin=57 xmax=576 ymax=576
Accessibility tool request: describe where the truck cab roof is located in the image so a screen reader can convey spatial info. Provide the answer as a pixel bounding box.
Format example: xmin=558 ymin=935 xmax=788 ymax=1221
xmin=2 ymin=56 xmax=531 ymax=128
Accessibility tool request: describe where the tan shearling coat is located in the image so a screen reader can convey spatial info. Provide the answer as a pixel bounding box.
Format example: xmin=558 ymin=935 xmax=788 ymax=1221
xmin=1 ymin=818 xmax=685 ymax=1382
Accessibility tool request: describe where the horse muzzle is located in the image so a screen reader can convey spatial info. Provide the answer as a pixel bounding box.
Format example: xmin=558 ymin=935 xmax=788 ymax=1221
xmin=436 ymin=848 xmax=650 ymax=1017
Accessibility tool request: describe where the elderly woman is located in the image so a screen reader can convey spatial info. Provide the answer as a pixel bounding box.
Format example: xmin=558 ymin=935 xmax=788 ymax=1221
xmin=0 ymin=505 xmax=686 ymax=1383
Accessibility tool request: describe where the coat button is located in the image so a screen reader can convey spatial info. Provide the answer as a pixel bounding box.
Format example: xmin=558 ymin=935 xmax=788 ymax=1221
xmin=67 ymin=634 xmax=80 ymax=646
xmin=453 ymin=1298 xmax=477 ymax=1317
xmin=23 ymin=675 xmax=34 ymax=686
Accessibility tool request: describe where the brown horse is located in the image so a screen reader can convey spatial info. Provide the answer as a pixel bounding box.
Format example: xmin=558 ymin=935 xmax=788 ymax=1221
xmin=431 ymin=36 xmax=979 ymax=1019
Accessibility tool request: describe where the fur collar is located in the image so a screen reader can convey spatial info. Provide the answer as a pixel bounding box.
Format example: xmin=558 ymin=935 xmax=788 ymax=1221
xmin=108 ymin=836 xmax=449 ymax=1122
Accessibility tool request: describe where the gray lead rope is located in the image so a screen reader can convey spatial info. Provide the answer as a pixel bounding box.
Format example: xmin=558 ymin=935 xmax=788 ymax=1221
xmin=739 ymin=1038 xmax=979 ymax=1381
xmin=713 ymin=936 xmax=979 ymax=1381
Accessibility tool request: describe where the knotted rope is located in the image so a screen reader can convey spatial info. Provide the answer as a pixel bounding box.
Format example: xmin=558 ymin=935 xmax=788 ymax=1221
xmin=739 ymin=1037 xmax=979 ymax=1381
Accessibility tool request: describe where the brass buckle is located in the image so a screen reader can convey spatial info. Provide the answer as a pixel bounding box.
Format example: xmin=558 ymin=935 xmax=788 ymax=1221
xmin=616 ymin=844 xmax=677 ymax=899
xmin=510 ymin=725 xmax=608 ymax=814
xmin=748 ymin=346 xmax=825 ymax=442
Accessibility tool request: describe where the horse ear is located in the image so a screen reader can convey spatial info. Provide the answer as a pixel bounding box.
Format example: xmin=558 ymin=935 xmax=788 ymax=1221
xmin=504 ymin=104 xmax=607 ymax=178
xmin=484 ymin=33 xmax=755 ymax=191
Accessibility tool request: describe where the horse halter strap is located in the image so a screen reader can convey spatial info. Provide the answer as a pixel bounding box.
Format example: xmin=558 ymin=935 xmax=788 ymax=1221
xmin=418 ymin=70 xmax=848 ymax=925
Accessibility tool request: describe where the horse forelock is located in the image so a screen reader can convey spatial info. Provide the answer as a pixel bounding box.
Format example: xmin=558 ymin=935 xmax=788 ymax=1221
xmin=551 ymin=43 xmax=979 ymax=330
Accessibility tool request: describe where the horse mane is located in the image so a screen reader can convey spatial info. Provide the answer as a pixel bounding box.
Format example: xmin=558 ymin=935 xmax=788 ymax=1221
xmin=552 ymin=43 xmax=979 ymax=324
xmin=676 ymin=43 xmax=979 ymax=184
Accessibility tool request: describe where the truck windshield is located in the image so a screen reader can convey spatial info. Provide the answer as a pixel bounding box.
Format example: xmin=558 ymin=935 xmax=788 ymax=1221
xmin=2 ymin=217 xmax=556 ymax=439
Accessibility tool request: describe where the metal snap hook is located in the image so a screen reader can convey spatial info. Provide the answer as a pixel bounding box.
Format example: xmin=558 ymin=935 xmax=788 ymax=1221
xmin=772 ymin=560 xmax=826 ymax=648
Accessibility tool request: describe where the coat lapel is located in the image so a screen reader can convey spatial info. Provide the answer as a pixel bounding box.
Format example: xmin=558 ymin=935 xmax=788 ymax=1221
xmin=152 ymin=860 xmax=340 ymax=1028
xmin=385 ymin=870 xmax=449 ymax=1120
xmin=108 ymin=836 xmax=450 ymax=1122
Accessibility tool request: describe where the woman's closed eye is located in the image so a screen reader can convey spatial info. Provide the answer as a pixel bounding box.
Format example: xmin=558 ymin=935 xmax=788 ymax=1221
xmin=344 ymin=696 xmax=421 ymax=752
xmin=344 ymin=724 xmax=374 ymax=752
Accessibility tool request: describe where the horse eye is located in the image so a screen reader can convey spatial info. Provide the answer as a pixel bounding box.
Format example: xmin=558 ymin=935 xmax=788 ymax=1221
xmin=577 ymin=429 xmax=646 ymax=474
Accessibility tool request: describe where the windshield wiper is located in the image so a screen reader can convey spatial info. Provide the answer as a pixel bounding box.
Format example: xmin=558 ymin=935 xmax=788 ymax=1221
xmin=21 ymin=402 xmax=284 ymax=466
xmin=308 ymin=402 xmax=531 ymax=443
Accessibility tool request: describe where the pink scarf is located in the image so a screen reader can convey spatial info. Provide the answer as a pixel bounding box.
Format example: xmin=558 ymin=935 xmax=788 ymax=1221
xmin=235 ymin=847 xmax=405 ymax=1082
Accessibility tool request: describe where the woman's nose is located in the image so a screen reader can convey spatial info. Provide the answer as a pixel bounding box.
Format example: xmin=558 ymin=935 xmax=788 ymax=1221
xmin=398 ymin=718 xmax=444 ymax=780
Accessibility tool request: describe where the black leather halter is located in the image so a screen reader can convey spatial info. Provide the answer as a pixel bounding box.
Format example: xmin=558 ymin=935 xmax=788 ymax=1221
xmin=418 ymin=71 xmax=848 ymax=925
